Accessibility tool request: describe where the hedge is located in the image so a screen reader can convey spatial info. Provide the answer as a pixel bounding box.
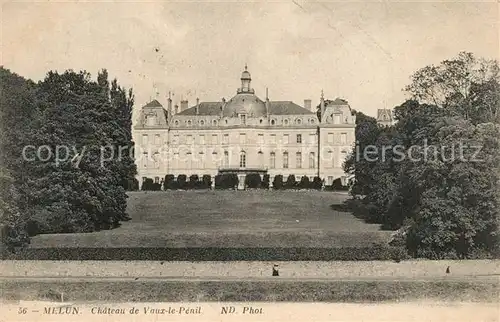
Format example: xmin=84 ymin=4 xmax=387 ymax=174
xmin=272 ymin=175 xmax=284 ymax=190
xmin=2 ymin=246 xmax=409 ymax=261
xmin=244 ymin=173 xmax=262 ymax=189
xmin=215 ymin=173 xmax=239 ymax=190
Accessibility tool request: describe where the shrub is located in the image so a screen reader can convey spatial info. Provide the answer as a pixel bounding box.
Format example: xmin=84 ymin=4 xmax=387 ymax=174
xmin=245 ymin=173 xmax=261 ymax=189
xmin=202 ymin=175 xmax=212 ymax=189
xmin=215 ymin=173 xmax=238 ymax=190
xmin=262 ymin=174 xmax=270 ymax=189
xmin=163 ymin=175 xmax=175 ymax=190
xmin=272 ymin=175 xmax=284 ymax=190
xmin=312 ymin=177 xmax=322 ymax=190
xmin=298 ymin=176 xmax=310 ymax=189
xmin=188 ymin=174 xmax=199 ymax=189
xmin=331 ymin=178 xmax=349 ymax=191
xmin=285 ymin=174 xmax=296 ymax=189
xmin=176 ymin=174 xmax=187 ymax=190
xmin=141 ymin=178 xmax=154 ymax=191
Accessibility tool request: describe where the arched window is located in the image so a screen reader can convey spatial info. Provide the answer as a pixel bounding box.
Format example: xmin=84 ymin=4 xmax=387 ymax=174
xmin=309 ymin=152 xmax=315 ymax=169
xmin=239 ymin=151 xmax=246 ymax=168
xmin=296 ymin=118 xmax=302 ymax=125
xmin=223 ymin=151 xmax=229 ymax=167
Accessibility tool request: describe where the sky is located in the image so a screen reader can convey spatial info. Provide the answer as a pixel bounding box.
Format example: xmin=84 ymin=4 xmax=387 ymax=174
xmin=1 ymin=0 xmax=498 ymax=118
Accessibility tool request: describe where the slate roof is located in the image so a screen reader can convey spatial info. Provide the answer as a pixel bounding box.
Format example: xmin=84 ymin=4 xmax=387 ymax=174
xmin=328 ymin=98 xmax=349 ymax=106
xmin=142 ymin=99 xmax=163 ymax=108
xmin=176 ymin=101 xmax=314 ymax=116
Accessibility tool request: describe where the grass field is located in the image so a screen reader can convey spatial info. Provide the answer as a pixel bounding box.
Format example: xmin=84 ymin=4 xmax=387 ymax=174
xmin=30 ymin=191 xmax=392 ymax=248
xmin=2 ymin=280 xmax=497 ymax=302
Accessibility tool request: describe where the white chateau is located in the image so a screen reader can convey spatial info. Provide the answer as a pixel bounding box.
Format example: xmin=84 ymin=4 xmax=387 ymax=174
xmin=133 ymin=66 xmax=356 ymax=189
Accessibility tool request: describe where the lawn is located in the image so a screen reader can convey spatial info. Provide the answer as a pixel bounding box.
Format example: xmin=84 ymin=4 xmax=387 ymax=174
xmin=2 ymin=280 xmax=497 ymax=302
xmin=29 ymin=191 xmax=392 ymax=248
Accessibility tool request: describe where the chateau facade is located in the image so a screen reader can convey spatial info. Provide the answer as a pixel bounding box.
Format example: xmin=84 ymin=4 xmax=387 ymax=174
xmin=133 ymin=66 xmax=356 ymax=189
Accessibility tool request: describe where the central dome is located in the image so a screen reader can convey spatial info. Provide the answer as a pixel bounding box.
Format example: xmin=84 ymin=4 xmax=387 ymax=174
xmin=223 ymin=93 xmax=267 ymax=118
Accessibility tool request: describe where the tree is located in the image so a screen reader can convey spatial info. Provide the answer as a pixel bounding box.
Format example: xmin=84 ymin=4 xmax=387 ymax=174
xmin=272 ymin=175 xmax=284 ymax=190
xmin=163 ymin=174 xmax=175 ymax=190
xmin=188 ymin=174 xmax=199 ymax=189
xmin=298 ymin=176 xmax=310 ymax=189
xmin=405 ymin=52 xmax=500 ymax=124
xmin=177 ymin=174 xmax=187 ymax=190
xmin=202 ymin=175 xmax=212 ymax=189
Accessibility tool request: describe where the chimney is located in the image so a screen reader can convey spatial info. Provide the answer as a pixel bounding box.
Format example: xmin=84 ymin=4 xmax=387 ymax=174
xmin=180 ymin=100 xmax=188 ymax=112
xmin=195 ymin=98 xmax=200 ymax=115
xmin=167 ymin=93 xmax=173 ymax=115
xmin=304 ymin=99 xmax=312 ymax=112
xmin=173 ymin=104 xmax=178 ymax=115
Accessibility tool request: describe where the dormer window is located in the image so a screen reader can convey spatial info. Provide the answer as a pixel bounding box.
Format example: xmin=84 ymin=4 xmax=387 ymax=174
xmin=187 ymin=120 xmax=192 ymax=126
xmin=174 ymin=120 xmax=179 ymax=126
xmin=240 ymin=114 xmax=247 ymax=125
xmin=146 ymin=114 xmax=157 ymax=126
xmin=200 ymin=120 xmax=205 ymax=126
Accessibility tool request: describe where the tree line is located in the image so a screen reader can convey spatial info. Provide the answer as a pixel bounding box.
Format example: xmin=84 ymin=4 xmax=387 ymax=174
xmin=0 ymin=68 xmax=136 ymax=253
xmin=344 ymin=52 xmax=500 ymax=259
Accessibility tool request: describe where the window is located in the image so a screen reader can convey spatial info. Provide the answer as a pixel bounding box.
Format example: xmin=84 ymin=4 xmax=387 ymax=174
xmin=186 ymin=152 xmax=192 ymax=169
xmin=199 ymin=135 xmax=205 ymax=145
xmin=239 ymin=133 xmax=246 ymax=144
xmin=328 ymin=133 xmax=334 ymax=144
xmin=211 ymin=151 xmax=218 ymax=168
xmin=154 ymin=177 xmax=159 ymax=184
xmin=309 ymin=134 xmax=316 ymax=145
xmin=270 ymin=152 xmax=276 ymax=169
xmin=187 ymin=120 xmax=192 ymax=126
xmin=154 ymin=134 xmax=161 ymax=145
xmin=340 ymin=150 xmax=347 ymax=167
xmin=283 ymin=152 xmax=289 ymax=169
xmin=328 ymin=150 xmax=334 ymax=168
xmin=142 ymin=134 xmax=148 ymax=145
xmin=172 ymin=135 xmax=179 ymax=145
xmin=200 ymin=120 xmax=205 ymax=126
xmin=259 ymin=118 xmax=263 ymax=124
xmin=258 ymin=134 xmax=264 ymax=145
xmin=284 ymin=119 xmax=289 ymax=125
xmin=258 ymin=151 xmax=264 ymax=167
xmin=142 ymin=177 xmax=147 ymax=183
xmin=296 ymin=134 xmax=302 ymax=144
xmin=296 ymin=152 xmax=302 ymax=168
xmin=223 ymin=134 xmax=229 ymax=144
xmin=328 ymin=176 xmax=334 ymax=185
xmin=271 ymin=119 xmax=276 ymax=125
xmin=198 ymin=152 xmax=205 ymax=168
xmin=309 ymin=118 xmax=315 ymax=124
xmin=223 ymin=151 xmax=229 ymax=167
xmin=142 ymin=151 xmax=148 ymax=167
xmin=341 ymin=133 xmax=347 ymax=144
xmin=296 ymin=118 xmax=302 ymax=125
xmin=239 ymin=151 xmax=246 ymax=168
xmin=153 ymin=151 xmax=160 ymax=168
xmin=212 ymin=134 xmax=218 ymax=144
xmin=187 ymin=135 xmax=193 ymax=145
xmin=174 ymin=120 xmax=179 ymax=126
xmin=147 ymin=115 xmax=156 ymax=126
xmin=309 ymin=152 xmax=315 ymax=168
xmin=213 ymin=120 xmax=218 ymax=126
xmin=334 ymin=114 xmax=341 ymax=124
xmin=240 ymin=114 xmax=247 ymax=125
xmin=283 ymin=134 xmax=289 ymax=144
xmin=270 ymin=134 xmax=276 ymax=144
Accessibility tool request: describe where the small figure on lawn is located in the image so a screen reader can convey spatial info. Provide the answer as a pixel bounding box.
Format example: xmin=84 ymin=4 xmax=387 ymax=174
xmin=272 ymin=264 xmax=279 ymax=277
